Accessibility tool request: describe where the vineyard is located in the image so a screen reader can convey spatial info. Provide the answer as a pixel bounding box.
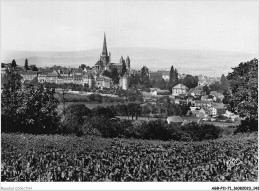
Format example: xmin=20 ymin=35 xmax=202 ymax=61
xmin=1 ymin=133 xmax=258 ymax=182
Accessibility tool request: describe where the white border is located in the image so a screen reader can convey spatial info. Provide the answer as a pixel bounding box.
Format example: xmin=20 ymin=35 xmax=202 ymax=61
xmin=1 ymin=182 xmax=259 ymax=191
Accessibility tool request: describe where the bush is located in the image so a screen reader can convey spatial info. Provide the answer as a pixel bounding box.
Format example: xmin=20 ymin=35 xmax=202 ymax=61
xmin=181 ymin=122 xmax=223 ymax=141
xmin=139 ymin=120 xmax=170 ymax=140
xmin=92 ymin=106 xmax=116 ymax=118
xmin=61 ymin=104 xmax=91 ymax=134
xmin=234 ymin=119 xmax=258 ymax=134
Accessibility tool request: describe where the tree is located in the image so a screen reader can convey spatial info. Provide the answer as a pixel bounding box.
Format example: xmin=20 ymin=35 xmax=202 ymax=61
xmin=169 ymin=66 xmax=174 ymax=85
xmin=227 ymin=58 xmax=258 ymax=122
xmin=174 ymin=68 xmax=179 ymax=85
xmin=62 ymin=104 xmax=91 ymax=134
xmin=140 ymin=66 xmax=149 ymax=85
xmin=59 ymin=84 xmax=69 ymax=115
xmin=1 ymin=69 xmax=23 ymax=132
xmin=181 ymin=74 xmax=198 ymax=89
xmin=209 ymin=81 xmax=221 ymax=92
xmin=20 ymin=85 xmax=60 ymax=134
xmin=24 ymin=58 xmax=29 ymax=70
xmin=129 ymin=73 xmax=140 ymax=87
xmin=111 ymin=68 xmax=119 ymax=84
xmin=11 ymin=59 xmax=17 ymax=68
xmin=29 ymin=65 xmax=38 ymax=71
xmin=154 ymin=79 xmax=167 ymax=89
xmin=220 ymin=74 xmax=230 ymax=93
xmin=103 ymin=70 xmax=111 ymax=78
xmin=1 ymin=69 xmax=60 ymax=134
xmin=203 ymin=85 xmax=210 ymax=95
xmin=80 ymin=64 xmax=86 ymax=70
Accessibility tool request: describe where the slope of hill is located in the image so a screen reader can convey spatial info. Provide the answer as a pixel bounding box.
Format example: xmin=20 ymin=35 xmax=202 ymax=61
xmin=1 ymin=48 xmax=257 ymax=76
xmin=1 ymin=132 xmax=258 ymax=181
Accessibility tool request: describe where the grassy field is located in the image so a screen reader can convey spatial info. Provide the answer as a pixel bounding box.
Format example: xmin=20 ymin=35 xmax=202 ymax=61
xmin=1 ymin=132 xmax=258 ymax=182
xmin=57 ymin=100 xmax=142 ymax=111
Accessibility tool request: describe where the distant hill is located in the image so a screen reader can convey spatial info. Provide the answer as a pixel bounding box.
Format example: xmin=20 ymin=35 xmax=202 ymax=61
xmin=1 ymin=48 xmax=257 ymax=76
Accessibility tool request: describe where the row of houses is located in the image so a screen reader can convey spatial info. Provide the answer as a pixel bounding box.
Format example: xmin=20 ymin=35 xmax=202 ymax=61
xmin=148 ymin=83 xmax=227 ymax=117
xmin=2 ymin=66 xmax=129 ymax=90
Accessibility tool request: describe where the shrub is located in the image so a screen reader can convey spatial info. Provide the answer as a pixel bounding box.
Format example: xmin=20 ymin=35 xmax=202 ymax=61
xmin=234 ymin=119 xmax=258 ymax=134
xmin=138 ymin=120 xmax=171 ymax=140
xmin=180 ymin=122 xmax=223 ymax=141
xmin=61 ymin=104 xmax=91 ymax=134
xmin=92 ymin=106 xmax=116 ymax=118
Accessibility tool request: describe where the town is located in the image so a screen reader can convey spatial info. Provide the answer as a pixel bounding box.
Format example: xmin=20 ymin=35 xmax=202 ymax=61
xmin=1 ymin=34 xmax=238 ymax=126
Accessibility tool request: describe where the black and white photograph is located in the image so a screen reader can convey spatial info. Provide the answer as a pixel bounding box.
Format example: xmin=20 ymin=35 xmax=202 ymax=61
xmin=0 ymin=0 xmax=259 ymax=190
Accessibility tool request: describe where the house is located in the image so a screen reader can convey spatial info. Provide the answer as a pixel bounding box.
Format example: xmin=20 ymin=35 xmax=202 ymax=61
xmin=20 ymin=70 xmax=38 ymax=83
xmin=188 ymin=88 xmax=203 ymax=97
xmin=198 ymin=80 xmax=208 ymax=86
xmin=149 ymin=72 xmax=162 ymax=81
xmin=191 ymin=108 xmax=206 ymax=118
xmin=96 ymin=76 xmax=112 ymax=89
xmin=161 ymin=71 xmax=170 ymax=81
xmin=150 ymin=88 xmax=170 ymax=96
xmin=174 ymin=97 xmax=186 ymax=105
xmin=201 ymin=95 xmax=213 ymax=102
xmin=210 ymin=103 xmax=226 ymax=116
xmin=166 ymin=116 xmax=183 ymax=124
xmin=82 ymin=74 xmax=94 ymax=88
xmin=190 ymin=106 xmax=201 ymax=111
xmin=38 ymin=73 xmax=47 ymax=83
xmin=45 ymin=70 xmax=59 ymax=83
xmin=210 ymin=91 xmax=225 ymax=102
xmin=172 ymin=84 xmax=189 ymax=96
xmin=191 ymin=110 xmax=200 ymax=117
xmin=186 ymin=95 xmax=195 ymax=105
xmin=194 ymin=100 xmax=212 ymax=108
xmin=223 ymin=110 xmax=240 ymax=121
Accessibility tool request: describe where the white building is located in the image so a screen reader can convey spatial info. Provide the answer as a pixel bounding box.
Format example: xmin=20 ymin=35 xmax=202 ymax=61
xmin=172 ymin=84 xmax=189 ymax=96
xmin=119 ymin=75 xmax=128 ymax=90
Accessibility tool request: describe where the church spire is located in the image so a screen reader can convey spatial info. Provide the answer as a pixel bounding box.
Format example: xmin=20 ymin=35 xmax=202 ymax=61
xmin=102 ymin=33 xmax=108 ymax=56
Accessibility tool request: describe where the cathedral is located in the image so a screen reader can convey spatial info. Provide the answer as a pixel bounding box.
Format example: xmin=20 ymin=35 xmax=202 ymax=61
xmin=94 ymin=33 xmax=130 ymax=74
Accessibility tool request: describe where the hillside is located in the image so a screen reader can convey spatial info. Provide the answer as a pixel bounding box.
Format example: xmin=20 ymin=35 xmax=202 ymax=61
xmin=1 ymin=48 xmax=257 ymax=76
xmin=1 ymin=132 xmax=258 ymax=181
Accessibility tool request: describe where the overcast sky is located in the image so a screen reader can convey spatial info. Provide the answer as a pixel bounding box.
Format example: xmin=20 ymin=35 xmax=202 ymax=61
xmin=1 ymin=0 xmax=259 ymax=54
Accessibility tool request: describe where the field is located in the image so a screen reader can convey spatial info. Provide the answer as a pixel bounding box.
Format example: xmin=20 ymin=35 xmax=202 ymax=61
xmin=66 ymin=102 xmax=125 ymax=109
xmin=1 ymin=132 xmax=258 ymax=182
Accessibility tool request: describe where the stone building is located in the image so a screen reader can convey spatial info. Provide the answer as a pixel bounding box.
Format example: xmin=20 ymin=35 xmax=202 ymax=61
xmin=94 ymin=33 xmax=131 ymax=74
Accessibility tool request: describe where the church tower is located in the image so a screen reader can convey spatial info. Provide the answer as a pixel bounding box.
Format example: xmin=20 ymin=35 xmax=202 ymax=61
xmin=100 ymin=33 xmax=110 ymax=69
xmin=102 ymin=33 xmax=108 ymax=56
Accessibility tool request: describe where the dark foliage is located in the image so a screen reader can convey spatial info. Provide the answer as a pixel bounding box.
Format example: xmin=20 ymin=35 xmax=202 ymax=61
xmin=180 ymin=75 xmax=198 ymax=89
xmin=227 ymin=58 xmax=258 ymax=133
xmin=61 ymin=104 xmax=91 ymax=134
xmin=234 ymin=119 xmax=258 ymax=134
xmin=1 ymin=69 xmax=59 ymax=134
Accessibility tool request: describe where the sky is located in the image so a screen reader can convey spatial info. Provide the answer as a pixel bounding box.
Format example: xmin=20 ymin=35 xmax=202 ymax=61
xmin=0 ymin=0 xmax=259 ymax=54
